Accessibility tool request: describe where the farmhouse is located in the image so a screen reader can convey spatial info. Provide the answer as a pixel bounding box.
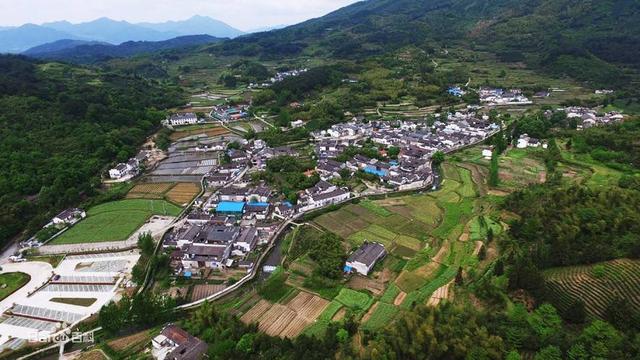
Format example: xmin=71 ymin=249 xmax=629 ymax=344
xmin=151 ymin=324 xmax=208 ymax=360
xmin=52 ymin=208 xmax=86 ymax=226
xmin=181 ymin=243 xmax=231 ymax=270
xmin=167 ymin=113 xmax=198 ymax=126
xmin=345 ymin=242 xmax=387 ymax=276
xmin=108 ymin=158 xmax=140 ymax=180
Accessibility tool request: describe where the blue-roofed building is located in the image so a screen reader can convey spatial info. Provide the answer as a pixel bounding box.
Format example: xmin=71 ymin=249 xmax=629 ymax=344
xmin=246 ymin=202 xmax=269 ymax=207
xmin=216 ymin=201 xmax=245 ymax=215
xmin=448 ymin=86 xmax=465 ymax=97
xmin=364 ymin=165 xmax=389 ymax=177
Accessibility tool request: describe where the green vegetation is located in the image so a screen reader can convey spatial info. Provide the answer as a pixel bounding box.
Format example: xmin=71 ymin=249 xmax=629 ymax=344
xmin=362 ymin=302 xmax=398 ymax=330
xmin=334 ymin=288 xmax=374 ymax=311
xmin=0 ymin=272 xmax=30 ymax=301
xmin=52 ymin=199 xmax=181 ymax=244
xmin=258 ymin=267 xmax=294 ymax=302
xmin=0 ymin=55 xmax=182 ymax=247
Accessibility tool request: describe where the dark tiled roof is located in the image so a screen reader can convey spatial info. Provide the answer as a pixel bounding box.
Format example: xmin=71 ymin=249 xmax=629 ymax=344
xmin=347 ymin=242 xmax=386 ymax=267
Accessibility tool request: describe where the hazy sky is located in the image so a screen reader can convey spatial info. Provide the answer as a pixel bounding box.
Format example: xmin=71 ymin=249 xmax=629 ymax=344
xmin=0 ymin=0 xmax=360 ymax=31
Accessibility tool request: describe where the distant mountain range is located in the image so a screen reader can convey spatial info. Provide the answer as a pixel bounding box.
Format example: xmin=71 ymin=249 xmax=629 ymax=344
xmin=23 ymin=35 xmax=224 ymax=63
xmin=0 ymin=16 xmax=244 ymax=53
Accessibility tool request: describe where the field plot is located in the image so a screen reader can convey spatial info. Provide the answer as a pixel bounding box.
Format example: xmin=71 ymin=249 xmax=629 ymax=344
xmin=126 ymin=183 xmax=174 ymax=199
xmin=166 ymin=183 xmax=200 ymax=205
xmin=241 ymin=291 xmax=329 ymax=338
xmin=52 ymin=199 xmax=182 ymax=244
xmin=0 ymin=272 xmax=30 ymax=301
xmin=362 ymin=302 xmax=398 ymax=330
xmin=169 ymin=126 xmax=230 ymax=141
xmin=544 ymin=259 xmax=640 ymax=317
xmin=334 ymin=288 xmax=374 ymax=311
xmin=191 ymin=284 xmax=226 ymax=301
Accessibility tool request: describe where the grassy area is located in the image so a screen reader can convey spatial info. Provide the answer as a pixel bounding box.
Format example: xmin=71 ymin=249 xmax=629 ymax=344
xmin=50 ymin=297 xmax=97 ymax=307
xmin=317 ymin=300 xmax=344 ymax=322
xmin=334 ymin=288 xmax=374 ymax=311
xmin=52 ymin=199 xmax=182 ymax=244
xmin=0 ymin=272 xmax=30 ymax=301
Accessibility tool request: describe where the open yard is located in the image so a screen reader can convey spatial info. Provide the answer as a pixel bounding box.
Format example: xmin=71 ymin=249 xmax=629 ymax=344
xmin=0 ymin=272 xmax=30 ymax=301
xmin=52 ymin=199 xmax=182 ymax=244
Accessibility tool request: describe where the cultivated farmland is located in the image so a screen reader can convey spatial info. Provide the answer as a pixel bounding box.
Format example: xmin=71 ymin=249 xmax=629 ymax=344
xmin=544 ymin=259 xmax=640 ymax=317
xmin=240 ymin=291 xmax=329 ymax=338
xmin=166 ymin=183 xmax=201 ymax=205
xmin=126 ymin=183 xmax=174 ymax=199
xmin=52 ymin=199 xmax=182 ymax=244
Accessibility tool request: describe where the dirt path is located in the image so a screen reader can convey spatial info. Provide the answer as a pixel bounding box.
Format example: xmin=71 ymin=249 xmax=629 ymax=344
xmin=473 ymin=241 xmax=484 ymax=256
xmin=361 ymin=302 xmax=379 ymax=323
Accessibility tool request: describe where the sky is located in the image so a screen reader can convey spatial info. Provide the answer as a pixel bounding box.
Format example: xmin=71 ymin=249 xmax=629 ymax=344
xmin=0 ymin=0 xmax=360 ymax=31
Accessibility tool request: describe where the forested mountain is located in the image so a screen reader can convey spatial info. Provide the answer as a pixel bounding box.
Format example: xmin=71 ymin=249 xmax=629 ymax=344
xmin=23 ymin=35 xmax=224 ymax=63
xmin=212 ymin=0 xmax=640 ymax=89
xmin=0 ymin=55 xmax=183 ymax=247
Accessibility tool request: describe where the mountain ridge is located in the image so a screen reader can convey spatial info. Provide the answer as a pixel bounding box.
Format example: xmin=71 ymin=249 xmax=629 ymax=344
xmin=23 ymin=34 xmax=224 ymax=63
xmin=0 ymin=16 xmax=243 ymax=53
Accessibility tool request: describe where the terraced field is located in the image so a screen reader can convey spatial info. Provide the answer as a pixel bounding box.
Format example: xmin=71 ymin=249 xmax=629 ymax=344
xmin=240 ymin=291 xmax=330 ymax=338
xmin=544 ymin=259 xmax=640 ymax=317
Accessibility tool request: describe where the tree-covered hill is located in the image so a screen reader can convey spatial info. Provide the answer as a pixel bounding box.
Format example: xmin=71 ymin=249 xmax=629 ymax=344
xmin=0 ymin=55 xmax=183 ymax=246
xmin=210 ymin=0 xmax=639 ymax=89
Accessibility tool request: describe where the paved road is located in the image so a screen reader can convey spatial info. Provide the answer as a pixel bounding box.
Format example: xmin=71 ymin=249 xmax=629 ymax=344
xmin=0 ymin=262 xmax=53 ymax=314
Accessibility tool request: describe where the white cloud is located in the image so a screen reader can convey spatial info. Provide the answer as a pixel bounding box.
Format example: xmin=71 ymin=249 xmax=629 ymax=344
xmin=0 ymin=0 xmax=360 ymax=31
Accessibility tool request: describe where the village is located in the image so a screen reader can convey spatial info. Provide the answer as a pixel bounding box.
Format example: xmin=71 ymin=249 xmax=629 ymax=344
xmin=0 ymin=88 xmax=627 ymax=358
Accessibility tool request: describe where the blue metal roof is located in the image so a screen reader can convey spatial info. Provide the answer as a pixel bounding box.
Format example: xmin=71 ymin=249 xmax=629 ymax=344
xmin=364 ymin=166 xmax=388 ymax=177
xmin=216 ymin=201 xmax=245 ymax=213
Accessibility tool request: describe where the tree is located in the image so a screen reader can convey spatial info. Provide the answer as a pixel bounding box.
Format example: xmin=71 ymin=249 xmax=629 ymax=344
xmin=137 ymin=232 xmax=155 ymax=257
xmin=432 ymin=151 xmax=445 ymax=166
xmin=98 ymin=300 xmax=127 ymax=334
xmin=528 ymin=304 xmax=562 ymax=345
xmin=563 ymin=299 xmax=586 ymax=324
xmin=336 ymin=328 xmax=349 ymax=344
xmin=236 ymin=333 xmax=255 ymax=354
xmin=534 ymin=346 xmax=562 ymax=360
xmin=573 ymin=320 xmax=623 ymax=359
xmin=455 ymin=266 xmax=464 ymax=285
xmin=488 ymin=151 xmax=500 ymax=187
xmin=494 ymin=259 xmax=504 ymax=276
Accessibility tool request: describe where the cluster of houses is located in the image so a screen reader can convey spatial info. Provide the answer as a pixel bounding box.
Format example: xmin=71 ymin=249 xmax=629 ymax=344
xmin=248 ymin=68 xmax=308 ymax=89
xmin=562 ymin=107 xmax=625 ymax=130
xmin=479 ymin=87 xmax=532 ymax=106
xmin=211 ymin=104 xmax=249 ymax=122
xmin=108 ymin=151 xmax=148 ymax=180
xmin=312 ymin=113 xmax=500 ymax=190
xmin=165 ymin=113 xmax=199 ymax=127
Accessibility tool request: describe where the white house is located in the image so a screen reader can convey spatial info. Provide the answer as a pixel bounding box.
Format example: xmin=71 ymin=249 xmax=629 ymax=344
xmin=291 ymin=119 xmax=304 ymax=128
xmin=109 ymin=163 xmax=131 ymax=179
xmin=167 ymin=113 xmax=198 ymax=126
xmin=299 ymin=188 xmax=351 ymax=212
xmin=52 ymin=208 xmax=86 ymax=226
xmin=345 ymin=242 xmax=387 ymax=276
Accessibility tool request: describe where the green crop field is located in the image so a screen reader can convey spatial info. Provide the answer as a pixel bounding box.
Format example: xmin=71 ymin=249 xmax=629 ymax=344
xmin=318 ymin=300 xmax=343 ymax=322
xmin=334 ymin=288 xmax=374 ymax=311
xmin=363 ymin=302 xmax=399 ymax=330
xmin=0 ymin=272 xmax=30 ymax=301
xmin=544 ymin=259 xmax=640 ymax=318
xmin=52 ymin=199 xmax=182 ymax=244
